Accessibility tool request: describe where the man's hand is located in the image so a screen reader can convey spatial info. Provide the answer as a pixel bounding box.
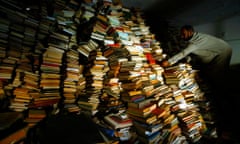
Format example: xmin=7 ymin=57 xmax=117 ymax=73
xmin=161 ymin=60 xmax=171 ymax=67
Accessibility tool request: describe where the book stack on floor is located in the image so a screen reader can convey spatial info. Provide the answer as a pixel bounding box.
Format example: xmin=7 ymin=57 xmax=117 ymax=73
xmin=10 ymin=87 xmax=32 ymax=112
xmin=62 ymin=48 xmax=82 ymax=113
xmin=0 ymin=0 xmax=63 ymax=131
xmin=0 ymin=0 xmax=217 ymax=143
xmin=91 ymin=2 xmax=211 ymax=143
xmin=22 ymin=71 xmax=40 ymax=93
xmin=77 ymin=49 xmax=109 ymax=115
xmin=37 ymin=45 xmax=63 ymax=108
xmin=24 ymin=109 xmax=47 ymax=126
xmin=52 ymin=5 xmax=83 ymax=113
xmin=103 ymin=112 xmax=133 ymax=141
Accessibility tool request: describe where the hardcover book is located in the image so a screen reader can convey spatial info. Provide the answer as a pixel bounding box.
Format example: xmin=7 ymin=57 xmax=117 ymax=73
xmin=104 ymin=113 xmax=133 ymax=129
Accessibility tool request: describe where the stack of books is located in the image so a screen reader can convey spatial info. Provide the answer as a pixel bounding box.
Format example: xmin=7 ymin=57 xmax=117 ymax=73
xmin=24 ymin=109 xmax=46 ymax=125
xmin=104 ymin=112 xmax=133 ymax=141
xmin=38 ymin=44 xmax=64 ymax=108
xmin=177 ymin=110 xmax=207 ymax=143
xmin=63 ymin=48 xmax=81 ymax=113
xmin=0 ymin=0 xmax=217 ymax=143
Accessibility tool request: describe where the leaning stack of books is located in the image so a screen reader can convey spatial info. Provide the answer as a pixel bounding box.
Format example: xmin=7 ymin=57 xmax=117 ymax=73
xmin=9 ymin=87 xmax=31 ymax=112
xmin=0 ymin=18 xmax=10 ymax=53
xmin=22 ymin=71 xmax=40 ymax=92
xmin=0 ymin=60 xmax=16 ymax=80
xmin=37 ymin=16 xmax=56 ymax=41
xmin=177 ymin=110 xmax=207 ymax=143
xmin=63 ymin=48 xmax=81 ymax=113
xmin=78 ymin=50 xmax=109 ymax=115
xmin=37 ymin=45 xmax=64 ymax=108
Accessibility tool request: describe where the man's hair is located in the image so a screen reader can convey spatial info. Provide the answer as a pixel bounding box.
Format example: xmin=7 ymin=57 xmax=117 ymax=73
xmin=181 ymin=25 xmax=194 ymax=32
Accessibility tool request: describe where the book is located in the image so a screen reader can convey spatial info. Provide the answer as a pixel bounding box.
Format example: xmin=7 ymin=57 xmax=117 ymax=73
xmin=128 ymin=98 xmax=155 ymax=109
xmin=27 ymin=109 xmax=46 ymax=119
xmin=151 ymin=107 xmax=167 ymax=119
xmin=128 ymin=113 xmax=157 ymax=125
xmin=133 ymin=121 xmax=163 ymax=137
xmin=137 ymin=130 xmax=161 ymax=144
xmin=127 ymin=103 xmax=157 ymax=118
xmin=104 ymin=113 xmax=133 ymax=129
xmin=121 ymin=95 xmax=145 ymax=103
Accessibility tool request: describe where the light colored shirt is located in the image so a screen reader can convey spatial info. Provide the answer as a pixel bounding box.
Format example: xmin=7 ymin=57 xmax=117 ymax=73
xmin=168 ymin=32 xmax=231 ymax=65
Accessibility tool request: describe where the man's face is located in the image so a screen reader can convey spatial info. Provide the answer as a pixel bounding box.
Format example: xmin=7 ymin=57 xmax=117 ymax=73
xmin=181 ymin=29 xmax=193 ymax=41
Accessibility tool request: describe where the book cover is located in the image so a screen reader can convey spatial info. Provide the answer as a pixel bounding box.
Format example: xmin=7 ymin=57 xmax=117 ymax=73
xmin=104 ymin=113 xmax=133 ymax=129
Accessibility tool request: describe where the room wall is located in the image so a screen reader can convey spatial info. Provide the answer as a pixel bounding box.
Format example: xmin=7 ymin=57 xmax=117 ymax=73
xmin=195 ymin=15 xmax=240 ymax=65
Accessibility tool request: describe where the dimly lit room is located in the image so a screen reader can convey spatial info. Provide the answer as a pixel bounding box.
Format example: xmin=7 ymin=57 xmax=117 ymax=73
xmin=0 ymin=0 xmax=240 ymax=143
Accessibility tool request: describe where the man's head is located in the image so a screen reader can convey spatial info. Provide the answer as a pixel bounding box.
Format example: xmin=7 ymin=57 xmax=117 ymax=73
xmin=180 ymin=25 xmax=194 ymax=41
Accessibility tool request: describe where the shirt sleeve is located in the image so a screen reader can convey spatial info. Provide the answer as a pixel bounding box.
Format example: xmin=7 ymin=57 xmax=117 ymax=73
xmin=168 ymin=44 xmax=197 ymax=65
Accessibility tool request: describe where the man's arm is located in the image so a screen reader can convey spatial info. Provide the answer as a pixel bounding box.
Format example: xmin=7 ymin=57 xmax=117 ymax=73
xmin=167 ymin=44 xmax=197 ymax=66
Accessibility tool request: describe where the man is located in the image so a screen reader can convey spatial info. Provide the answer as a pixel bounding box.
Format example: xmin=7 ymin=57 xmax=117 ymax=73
xmin=162 ymin=25 xmax=232 ymax=82
xmin=162 ymin=25 xmax=232 ymax=140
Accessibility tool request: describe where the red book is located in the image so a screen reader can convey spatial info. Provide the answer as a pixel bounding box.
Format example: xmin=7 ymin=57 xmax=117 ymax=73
xmin=104 ymin=114 xmax=133 ymax=129
xmin=151 ymin=107 xmax=166 ymax=119
xmin=106 ymin=43 xmax=121 ymax=48
xmin=109 ymin=115 xmax=132 ymax=124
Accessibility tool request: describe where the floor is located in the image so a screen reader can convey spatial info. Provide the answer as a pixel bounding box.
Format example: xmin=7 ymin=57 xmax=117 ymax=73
xmin=201 ymin=64 xmax=240 ymax=144
xmin=224 ymin=64 xmax=240 ymax=143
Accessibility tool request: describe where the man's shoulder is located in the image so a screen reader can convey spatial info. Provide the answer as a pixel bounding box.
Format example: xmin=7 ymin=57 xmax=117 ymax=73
xmin=195 ymin=32 xmax=210 ymax=37
xmin=191 ymin=32 xmax=214 ymax=42
xmin=196 ymin=32 xmax=220 ymax=40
